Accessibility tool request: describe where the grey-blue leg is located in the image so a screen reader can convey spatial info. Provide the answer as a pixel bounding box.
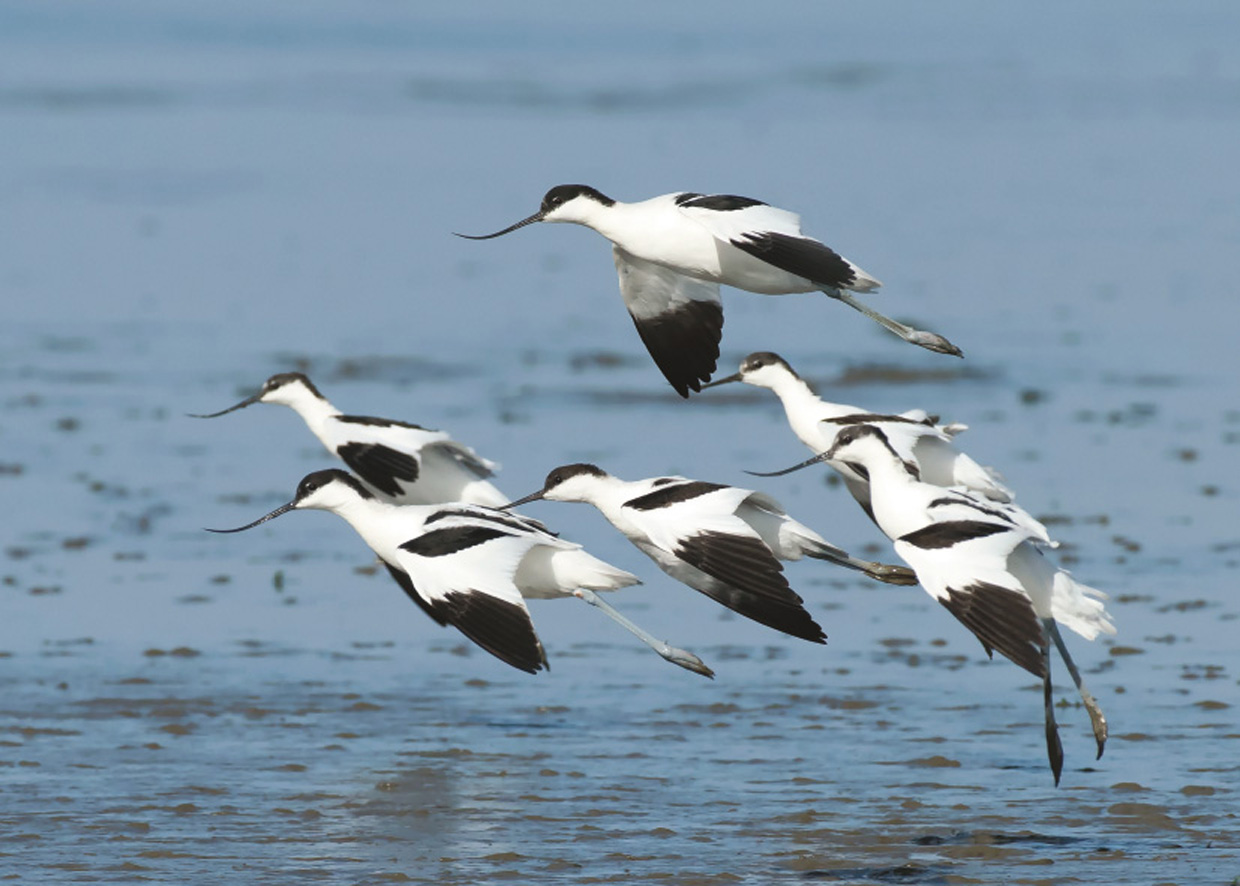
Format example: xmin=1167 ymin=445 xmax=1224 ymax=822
xmin=826 ymin=289 xmax=963 ymax=357
xmin=1048 ymin=619 xmax=1108 ymax=759
xmin=574 ymin=589 xmax=714 ymax=678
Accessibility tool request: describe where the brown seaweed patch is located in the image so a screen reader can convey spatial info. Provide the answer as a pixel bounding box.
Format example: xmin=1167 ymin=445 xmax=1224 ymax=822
xmin=1180 ymin=785 xmax=1216 ymax=797
xmin=569 ymin=350 xmax=643 ymax=372
xmin=1106 ymin=802 xmax=1180 ymax=831
xmin=880 ymin=755 xmax=962 ymax=769
xmin=836 ymin=363 xmax=989 ymax=386
xmin=1157 ymin=599 xmax=1210 ymax=613
xmin=801 ymin=862 xmax=947 ymax=882
xmin=1195 ymin=700 xmax=1230 ymax=710
xmin=143 ymin=647 xmax=202 ymax=658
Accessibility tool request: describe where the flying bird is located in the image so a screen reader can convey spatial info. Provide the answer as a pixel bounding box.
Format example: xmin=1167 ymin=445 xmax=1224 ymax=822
xmin=502 ymin=462 xmax=918 ymax=644
xmin=706 ymin=351 xmax=1034 ymax=527
xmin=818 ymin=424 xmax=1114 ymax=784
xmin=192 ymin=372 xmax=507 ymax=507
xmin=457 ymin=185 xmax=961 ymax=397
xmin=210 ymin=469 xmax=713 ymax=677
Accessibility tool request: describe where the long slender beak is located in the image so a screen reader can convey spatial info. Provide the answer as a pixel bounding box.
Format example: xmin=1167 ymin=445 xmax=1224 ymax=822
xmin=497 ymin=490 xmax=546 ymax=511
xmin=744 ymin=450 xmax=833 ymax=478
xmin=453 ymin=212 xmax=543 ymax=240
xmin=701 ymin=372 xmax=743 ymax=389
xmin=188 ymin=393 xmax=262 ymax=419
xmin=206 ymin=501 xmax=296 ymax=533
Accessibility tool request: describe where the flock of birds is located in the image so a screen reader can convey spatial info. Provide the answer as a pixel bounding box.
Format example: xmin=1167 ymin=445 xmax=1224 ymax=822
xmin=198 ymin=185 xmax=1115 ymax=785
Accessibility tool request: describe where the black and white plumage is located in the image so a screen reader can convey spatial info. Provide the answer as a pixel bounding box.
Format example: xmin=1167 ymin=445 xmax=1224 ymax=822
xmin=501 ymin=463 xmax=918 ymax=645
xmin=457 ymin=185 xmax=961 ymax=397
xmin=209 ymin=469 xmax=713 ymax=677
xmin=192 ymin=372 xmax=507 ymax=507
xmin=706 ymin=352 xmax=1039 ymax=529
xmin=821 ymin=425 xmax=1115 ymax=784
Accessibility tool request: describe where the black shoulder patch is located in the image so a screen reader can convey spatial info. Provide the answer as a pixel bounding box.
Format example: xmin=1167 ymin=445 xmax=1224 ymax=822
xmin=337 ymin=442 xmax=419 ymax=498
xmin=629 ymin=299 xmax=723 ymax=398
xmin=431 ymin=591 xmax=547 ymax=674
xmin=338 ymin=414 xmax=431 ymax=431
xmin=401 ymin=524 xmax=513 ymax=558
xmin=675 ymin=193 xmax=767 ymax=212
xmin=900 ymin=521 xmax=1008 ymax=550
xmin=625 ymin=480 xmax=726 ymax=511
xmin=940 ymin=582 xmax=1045 ymax=677
xmin=675 ymin=531 xmax=825 ymax=643
xmin=731 ymin=231 xmax=858 ymax=290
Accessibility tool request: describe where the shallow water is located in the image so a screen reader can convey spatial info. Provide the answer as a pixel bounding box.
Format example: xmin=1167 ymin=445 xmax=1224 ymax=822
xmin=2 ymin=2 xmax=1239 ymax=883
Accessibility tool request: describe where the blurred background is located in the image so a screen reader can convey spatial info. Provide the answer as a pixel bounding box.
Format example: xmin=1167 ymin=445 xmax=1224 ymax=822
xmin=1 ymin=2 xmax=1237 ymax=883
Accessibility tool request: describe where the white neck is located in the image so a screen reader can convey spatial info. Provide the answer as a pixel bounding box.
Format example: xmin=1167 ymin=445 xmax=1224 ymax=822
xmin=565 ymin=473 xmax=631 ymax=510
xmin=567 ymin=199 xmax=631 ymax=241
xmin=280 ymin=389 xmax=342 ymax=443
xmin=325 ymin=495 xmax=405 ymax=556
xmin=766 ymin=374 xmax=855 ymax=448
xmin=855 ymin=452 xmax=923 ymax=537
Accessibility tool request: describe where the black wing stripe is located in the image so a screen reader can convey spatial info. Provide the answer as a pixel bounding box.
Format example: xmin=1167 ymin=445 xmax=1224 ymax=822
xmin=338 ymin=442 xmax=419 ymax=498
xmin=624 ymin=481 xmax=727 ymax=511
xmin=675 ymin=532 xmax=826 ymax=643
xmin=730 ymin=231 xmax=858 ymax=290
xmin=900 ymin=521 xmax=1008 ymax=550
xmin=423 ymin=507 xmax=551 ymax=535
xmin=940 ymin=582 xmax=1044 ymax=677
xmin=675 ymin=193 xmax=767 ymax=212
xmin=629 ymin=300 xmax=723 ymax=398
xmin=431 ymin=591 xmax=547 ymax=674
xmin=400 ymin=525 xmax=514 ymax=558
xmin=821 ymin=412 xmax=933 ymax=427
xmin=927 ymin=498 xmax=1017 ymax=526
xmin=338 ymin=414 xmax=431 ymax=431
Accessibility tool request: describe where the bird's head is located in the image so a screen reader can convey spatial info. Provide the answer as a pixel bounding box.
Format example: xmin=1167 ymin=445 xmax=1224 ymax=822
xmin=455 ymin=184 xmax=615 ymax=239
xmin=500 ymin=462 xmax=610 ymax=509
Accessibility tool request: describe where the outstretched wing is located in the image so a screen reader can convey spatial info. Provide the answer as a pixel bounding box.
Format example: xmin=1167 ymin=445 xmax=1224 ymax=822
xmin=676 ymin=195 xmax=876 ymax=293
xmin=329 ymin=417 xmax=451 ymax=498
xmin=337 ymin=441 xmax=420 ymax=498
xmin=394 ymin=511 xmax=549 ymax=673
xmin=429 ymin=440 xmax=499 ymax=479
xmin=624 ymin=482 xmax=825 ymax=643
xmin=895 ymin=520 xmax=1045 ymax=676
xmin=613 ymin=246 xmax=723 ymax=398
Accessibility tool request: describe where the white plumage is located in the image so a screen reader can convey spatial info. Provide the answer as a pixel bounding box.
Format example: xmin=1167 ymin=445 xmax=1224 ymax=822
xmin=823 ymin=424 xmax=1114 ymax=784
xmin=707 ymin=351 xmax=1022 ymax=516
xmin=193 ymin=372 xmax=507 ymax=507
xmin=210 ymin=469 xmax=712 ymax=677
xmin=458 ymin=185 xmax=960 ymax=396
xmin=503 ymin=462 xmax=917 ymax=645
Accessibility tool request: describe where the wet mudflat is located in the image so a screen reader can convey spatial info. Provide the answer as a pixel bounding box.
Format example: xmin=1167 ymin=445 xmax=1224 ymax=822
xmin=2 ymin=2 xmax=1239 ymax=883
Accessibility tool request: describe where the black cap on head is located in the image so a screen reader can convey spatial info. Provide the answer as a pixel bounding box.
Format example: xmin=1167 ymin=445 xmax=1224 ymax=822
xmin=541 ymin=185 xmax=614 ymax=213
